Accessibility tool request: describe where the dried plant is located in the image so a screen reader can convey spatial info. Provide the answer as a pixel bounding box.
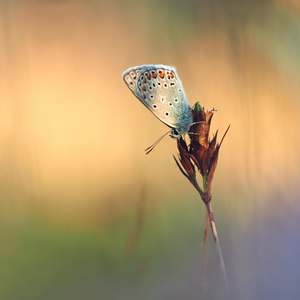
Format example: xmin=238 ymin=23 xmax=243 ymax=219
xmin=174 ymin=102 xmax=230 ymax=287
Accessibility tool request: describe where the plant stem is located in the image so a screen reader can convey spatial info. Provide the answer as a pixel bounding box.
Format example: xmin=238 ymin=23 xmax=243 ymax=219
xmin=205 ymin=202 xmax=229 ymax=290
xmin=201 ymin=212 xmax=210 ymax=289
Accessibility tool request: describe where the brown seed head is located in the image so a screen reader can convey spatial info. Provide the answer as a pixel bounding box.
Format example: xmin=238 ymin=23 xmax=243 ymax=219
xmin=189 ymin=103 xmax=218 ymax=176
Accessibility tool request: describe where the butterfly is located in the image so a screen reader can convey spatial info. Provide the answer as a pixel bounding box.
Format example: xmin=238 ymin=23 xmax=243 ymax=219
xmin=122 ymin=64 xmax=193 ymax=152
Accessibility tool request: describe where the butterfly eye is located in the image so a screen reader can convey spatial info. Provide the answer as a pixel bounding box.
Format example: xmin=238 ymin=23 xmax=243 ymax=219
xmin=173 ymin=129 xmax=179 ymax=136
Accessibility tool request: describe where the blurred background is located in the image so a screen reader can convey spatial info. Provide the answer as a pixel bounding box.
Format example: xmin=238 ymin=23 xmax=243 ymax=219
xmin=0 ymin=0 xmax=300 ymax=299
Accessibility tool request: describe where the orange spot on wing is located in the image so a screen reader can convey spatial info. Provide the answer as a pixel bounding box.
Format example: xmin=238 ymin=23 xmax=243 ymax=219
xmin=147 ymin=74 xmax=151 ymax=79
xmin=171 ymin=73 xmax=174 ymax=78
xmin=143 ymin=78 xmax=146 ymax=83
xmin=159 ymin=72 xmax=165 ymax=78
xmin=142 ymin=94 xmax=146 ymax=99
xmin=152 ymin=73 xmax=157 ymax=78
xmin=141 ymin=86 xmax=146 ymax=91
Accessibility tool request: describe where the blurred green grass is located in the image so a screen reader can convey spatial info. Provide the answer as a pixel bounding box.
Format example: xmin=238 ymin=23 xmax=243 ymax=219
xmin=0 ymin=218 xmax=127 ymax=299
xmin=0 ymin=194 xmax=218 ymax=300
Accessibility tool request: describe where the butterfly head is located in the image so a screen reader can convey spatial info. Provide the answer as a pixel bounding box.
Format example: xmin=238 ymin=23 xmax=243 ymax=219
xmin=169 ymin=119 xmax=192 ymax=139
xmin=170 ymin=128 xmax=181 ymax=139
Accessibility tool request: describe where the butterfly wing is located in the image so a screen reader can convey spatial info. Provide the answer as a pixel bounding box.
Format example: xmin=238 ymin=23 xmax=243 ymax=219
xmin=122 ymin=66 xmax=144 ymax=102
xmin=122 ymin=65 xmax=192 ymax=133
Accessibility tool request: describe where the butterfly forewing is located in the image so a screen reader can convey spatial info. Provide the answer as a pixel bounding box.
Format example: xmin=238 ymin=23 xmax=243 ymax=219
xmin=122 ymin=64 xmax=192 ymax=136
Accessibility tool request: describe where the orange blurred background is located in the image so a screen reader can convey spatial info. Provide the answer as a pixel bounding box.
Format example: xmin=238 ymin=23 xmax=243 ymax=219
xmin=0 ymin=0 xmax=299 ymax=299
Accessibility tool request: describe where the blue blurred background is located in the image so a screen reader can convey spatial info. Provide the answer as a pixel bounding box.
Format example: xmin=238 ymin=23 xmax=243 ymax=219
xmin=0 ymin=0 xmax=300 ymax=299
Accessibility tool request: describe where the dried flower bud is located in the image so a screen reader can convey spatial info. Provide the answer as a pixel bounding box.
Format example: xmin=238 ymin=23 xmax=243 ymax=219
xmin=189 ymin=103 xmax=218 ymax=177
xmin=176 ymin=138 xmax=196 ymax=178
xmin=175 ymin=102 xmax=229 ymax=199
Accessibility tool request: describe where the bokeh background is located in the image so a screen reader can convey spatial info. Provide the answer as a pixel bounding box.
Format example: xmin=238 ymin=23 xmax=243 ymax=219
xmin=1 ymin=0 xmax=300 ymax=299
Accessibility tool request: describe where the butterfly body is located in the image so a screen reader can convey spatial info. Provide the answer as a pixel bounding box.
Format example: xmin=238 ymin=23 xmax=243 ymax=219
xmin=122 ymin=64 xmax=193 ymax=139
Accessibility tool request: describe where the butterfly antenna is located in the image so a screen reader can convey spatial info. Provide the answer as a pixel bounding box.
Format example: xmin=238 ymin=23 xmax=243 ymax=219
xmin=145 ymin=131 xmax=171 ymax=155
xmin=190 ymin=91 xmax=200 ymax=102
xmin=189 ymin=92 xmax=204 ymax=112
